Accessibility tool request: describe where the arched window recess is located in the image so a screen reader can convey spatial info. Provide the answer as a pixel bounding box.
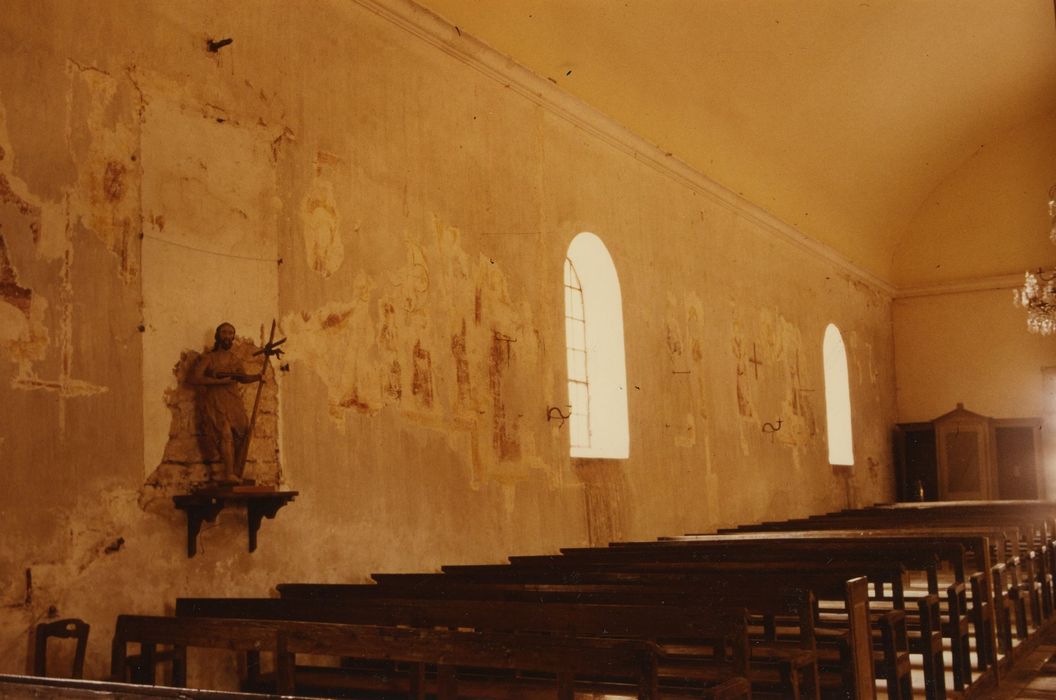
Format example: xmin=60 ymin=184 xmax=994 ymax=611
xmin=563 ymin=232 xmax=629 ymax=459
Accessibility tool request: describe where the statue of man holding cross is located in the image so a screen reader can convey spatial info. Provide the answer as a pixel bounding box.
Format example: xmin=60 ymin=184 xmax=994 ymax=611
xmin=188 ymin=322 xmax=262 ymax=485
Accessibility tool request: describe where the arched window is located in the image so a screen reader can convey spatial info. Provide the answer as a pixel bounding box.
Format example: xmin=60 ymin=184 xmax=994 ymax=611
xmin=564 ymin=232 xmax=629 ymax=458
xmin=823 ymin=323 xmax=854 ymax=466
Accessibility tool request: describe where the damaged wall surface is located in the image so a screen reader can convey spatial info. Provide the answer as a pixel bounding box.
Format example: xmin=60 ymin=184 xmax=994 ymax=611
xmin=0 ymin=0 xmax=897 ymax=681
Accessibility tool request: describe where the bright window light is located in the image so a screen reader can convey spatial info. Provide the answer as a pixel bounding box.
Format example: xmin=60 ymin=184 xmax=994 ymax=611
xmin=823 ymin=323 xmax=854 ymax=466
xmin=564 ymin=232 xmax=629 ymax=459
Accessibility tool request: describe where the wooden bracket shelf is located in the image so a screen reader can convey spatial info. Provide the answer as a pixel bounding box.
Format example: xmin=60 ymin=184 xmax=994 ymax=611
xmin=172 ymin=488 xmax=298 ymax=558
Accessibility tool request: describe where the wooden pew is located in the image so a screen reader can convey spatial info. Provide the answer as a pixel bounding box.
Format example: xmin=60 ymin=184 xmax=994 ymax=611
xmin=170 ymin=598 xmax=753 ymax=699
xmin=863 ymin=503 xmax=1056 ymax=623
xmin=698 ymin=525 xmax=1008 ymax=672
xmin=773 ymin=505 xmax=1056 ymax=625
xmin=271 ymin=578 xmax=822 ymax=700
xmin=602 ymin=530 xmax=997 ymax=686
xmin=419 ymin=562 xmax=883 ymax=700
xmin=113 ymin=613 xmax=743 ymax=700
xmin=866 ymin=501 xmax=1056 ymax=540
xmin=0 ymin=673 xmax=307 ymax=699
xmin=110 ymin=615 xmax=285 ymax=690
xmin=464 ymin=533 xmax=988 ymax=696
xmin=718 ymin=511 xmax=1048 ymax=653
xmin=801 ymin=503 xmax=1056 ymax=590
xmin=718 ymin=513 xmax=1038 ymax=593
xmin=864 ymin=501 xmax=1056 ymax=624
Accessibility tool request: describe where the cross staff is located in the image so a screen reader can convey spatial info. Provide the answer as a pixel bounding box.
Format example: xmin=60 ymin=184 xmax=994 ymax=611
xmin=235 ymin=320 xmax=286 ymax=477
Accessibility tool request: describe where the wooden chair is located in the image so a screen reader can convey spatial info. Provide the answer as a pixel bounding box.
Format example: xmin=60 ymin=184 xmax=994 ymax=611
xmin=34 ymin=618 xmax=89 ymax=679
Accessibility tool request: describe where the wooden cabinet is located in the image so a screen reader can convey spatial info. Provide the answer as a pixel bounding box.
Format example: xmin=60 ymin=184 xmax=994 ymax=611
xmin=894 ymin=404 xmax=1043 ymax=502
xmin=893 ymin=423 xmax=937 ymax=501
xmin=993 ymin=418 xmax=1044 ymax=499
xmin=934 ymin=405 xmax=993 ymax=500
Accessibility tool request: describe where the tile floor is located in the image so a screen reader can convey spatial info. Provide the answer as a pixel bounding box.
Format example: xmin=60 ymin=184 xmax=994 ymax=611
xmin=982 ymin=638 xmax=1056 ymax=700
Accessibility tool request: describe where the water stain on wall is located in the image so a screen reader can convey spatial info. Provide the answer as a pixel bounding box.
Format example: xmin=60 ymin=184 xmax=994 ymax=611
xmin=66 ymin=62 xmax=140 ymax=284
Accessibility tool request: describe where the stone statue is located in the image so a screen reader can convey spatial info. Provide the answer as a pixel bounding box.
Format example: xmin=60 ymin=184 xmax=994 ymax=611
xmin=187 ymin=322 xmax=262 ymax=485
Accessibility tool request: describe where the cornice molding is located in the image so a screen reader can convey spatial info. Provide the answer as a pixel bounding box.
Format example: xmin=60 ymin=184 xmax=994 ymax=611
xmin=893 ymin=273 xmax=1024 ymax=300
xmin=349 ymin=0 xmax=897 ymax=297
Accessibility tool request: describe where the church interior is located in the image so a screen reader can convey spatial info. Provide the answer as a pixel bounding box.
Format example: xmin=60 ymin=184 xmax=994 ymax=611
xmin=2 ymin=0 xmax=1056 ymax=697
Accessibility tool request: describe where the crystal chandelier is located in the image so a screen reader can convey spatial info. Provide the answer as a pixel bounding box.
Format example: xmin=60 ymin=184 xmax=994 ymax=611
xmin=1013 ymin=185 xmax=1056 ymax=335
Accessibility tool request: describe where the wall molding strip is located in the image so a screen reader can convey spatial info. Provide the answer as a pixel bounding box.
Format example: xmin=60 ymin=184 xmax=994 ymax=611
xmin=894 ymin=273 xmax=1024 ymax=299
xmin=348 ymin=0 xmax=897 ymax=297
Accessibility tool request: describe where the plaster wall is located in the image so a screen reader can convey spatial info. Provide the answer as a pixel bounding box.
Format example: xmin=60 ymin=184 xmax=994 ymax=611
xmin=892 ymin=109 xmax=1056 ymax=288
xmin=891 ymin=106 xmax=1056 ymax=494
xmin=893 ymin=289 xmax=1056 ymax=423
xmin=0 ymin=0 xmax=896 ymax=681
xmin=893 ymin=289 xmax=1056 ymax=495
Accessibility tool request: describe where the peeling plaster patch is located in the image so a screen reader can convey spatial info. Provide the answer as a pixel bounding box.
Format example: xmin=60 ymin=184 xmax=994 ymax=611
xmin=0 ymin=104 xmax=66 ymax=260
xmin=301 ymin=151 xmax=345 ymax=278
xmin=0 ymin=174 xmax=42 ymax=244
xmin=0 ymin=235 xmax=31 ymax=315
xmin=0 ymin=137 xmax=41 ymax=246
xmin=284 ymin=281 xmax=380 ymax=419
xmin=0 ymin=111 xmax=107 ymax=411
xmin=0 ymin=236 xmax=50 ymax=368
xmin=284 ymin=219 xmax=545 ymax=483
xmin=65 ymin=61 xmax=141 ymax=283
xmin=11 ymin=375 xmax=107 ymax=398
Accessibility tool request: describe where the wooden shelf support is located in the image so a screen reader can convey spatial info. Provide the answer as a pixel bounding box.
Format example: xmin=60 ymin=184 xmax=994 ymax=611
xmin=173 ymin=490 xmax=298 ymax=558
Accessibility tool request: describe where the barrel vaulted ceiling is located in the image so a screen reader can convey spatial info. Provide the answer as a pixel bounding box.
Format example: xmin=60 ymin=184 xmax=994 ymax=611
xmin=412 ymin=0 xmax=1056 ymax=289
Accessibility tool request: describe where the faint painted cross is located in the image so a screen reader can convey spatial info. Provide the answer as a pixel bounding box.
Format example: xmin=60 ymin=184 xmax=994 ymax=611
xmin=749 ymin=343 xmax=763 ymax=379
